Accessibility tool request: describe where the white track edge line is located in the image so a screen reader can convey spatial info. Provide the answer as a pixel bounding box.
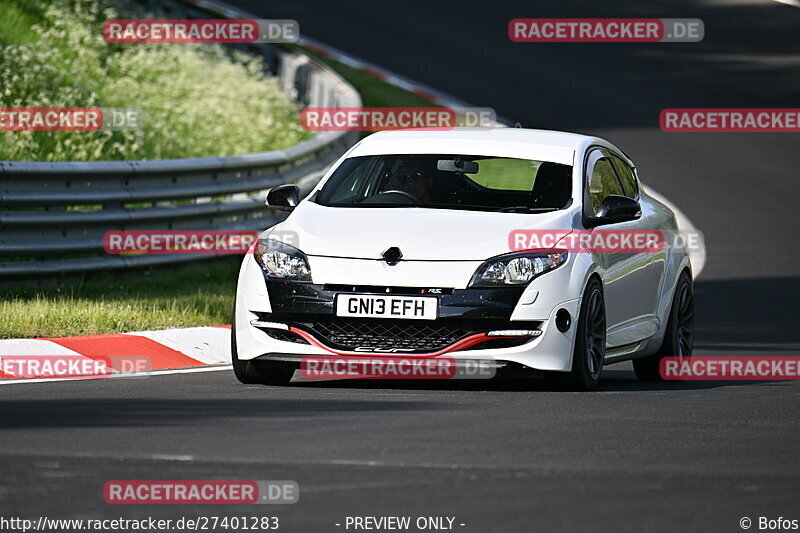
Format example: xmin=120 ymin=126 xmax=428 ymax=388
xmin=0 ymin=364 xmax=232 ymax=386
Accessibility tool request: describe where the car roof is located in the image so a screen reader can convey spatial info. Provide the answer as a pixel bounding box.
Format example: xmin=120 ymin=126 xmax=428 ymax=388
xmin=346 ymin=128 xmax=625 ymax=167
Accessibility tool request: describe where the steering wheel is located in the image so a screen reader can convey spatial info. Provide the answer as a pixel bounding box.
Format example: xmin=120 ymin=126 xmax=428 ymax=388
xmin=377 ymin=190 xmax=422 ymax=203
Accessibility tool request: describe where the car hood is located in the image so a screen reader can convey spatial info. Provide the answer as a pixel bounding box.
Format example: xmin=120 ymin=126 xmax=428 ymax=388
xmin=267 ymin=201 xmax=575 ymax=261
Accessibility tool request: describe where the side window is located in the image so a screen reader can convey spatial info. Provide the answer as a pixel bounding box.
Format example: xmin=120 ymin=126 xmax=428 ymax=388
xmin=610 ymin=155 xmax=638 ymax=199
xmin=587 ymin=151 xmax=623 ymax=213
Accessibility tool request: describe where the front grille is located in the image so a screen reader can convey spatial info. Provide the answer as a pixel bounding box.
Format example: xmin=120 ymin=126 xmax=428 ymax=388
xmin=291 ymin=317 xmax=540 ymax=353
xmin=303 ymin=319 xmax=467 ymax=352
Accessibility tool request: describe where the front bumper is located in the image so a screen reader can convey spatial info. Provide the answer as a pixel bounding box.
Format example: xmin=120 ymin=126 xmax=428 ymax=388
xmin=234 ymin=257 xmax=582 ymax=372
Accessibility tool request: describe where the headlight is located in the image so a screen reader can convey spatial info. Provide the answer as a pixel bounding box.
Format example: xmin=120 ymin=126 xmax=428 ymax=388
xmin=469 ymin=251 xmax=567 ymax=287
xmin=253 ymin=239 xmax=312 ymax=281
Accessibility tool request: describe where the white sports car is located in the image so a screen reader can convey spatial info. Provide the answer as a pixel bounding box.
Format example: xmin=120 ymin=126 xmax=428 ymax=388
xmin=232 ymin=128 xmax=693 ymax=390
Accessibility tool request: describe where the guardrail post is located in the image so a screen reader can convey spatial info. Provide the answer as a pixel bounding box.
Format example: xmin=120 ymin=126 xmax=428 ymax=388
xmin=294 ymin=63 xmax=311 ymax=105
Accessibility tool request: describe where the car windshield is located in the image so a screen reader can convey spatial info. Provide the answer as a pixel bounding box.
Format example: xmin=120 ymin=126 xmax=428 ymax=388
xmin=315 ymin=154 xmax=572 ymax=212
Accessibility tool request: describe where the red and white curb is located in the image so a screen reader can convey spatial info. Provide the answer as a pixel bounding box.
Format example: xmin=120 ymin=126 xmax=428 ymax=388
xmin=0 ymin=326 xmax=232 ymax=384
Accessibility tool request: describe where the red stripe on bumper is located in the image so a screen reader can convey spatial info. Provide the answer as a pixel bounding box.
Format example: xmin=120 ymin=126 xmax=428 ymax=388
xmin=287 ymin=328 xmax=499 ymax=358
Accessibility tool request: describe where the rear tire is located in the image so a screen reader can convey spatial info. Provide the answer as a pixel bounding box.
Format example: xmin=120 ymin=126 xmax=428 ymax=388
xmin=633 ymin=270 xmax=694 ymax=381
xmin=231 ymin=301 xmax=294 ymax=386
xmin=563 ymin=277 xmax=606 ymax=391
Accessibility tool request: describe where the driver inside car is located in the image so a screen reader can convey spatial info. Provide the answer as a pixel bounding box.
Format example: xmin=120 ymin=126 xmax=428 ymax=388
xmin=384 ymin=162 xmax=435 ymax=203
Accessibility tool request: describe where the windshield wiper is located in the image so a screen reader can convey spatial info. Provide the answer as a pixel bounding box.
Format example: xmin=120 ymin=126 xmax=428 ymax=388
xmin=419 ymin=203 xmax=558 ymax=212
xmin=323 ymin=203 xmax=561 ymax=212
xmin=329 ymin=203 xmax=416 ymax=208
xmin=495 ymin=206 xmax=560 ymax=213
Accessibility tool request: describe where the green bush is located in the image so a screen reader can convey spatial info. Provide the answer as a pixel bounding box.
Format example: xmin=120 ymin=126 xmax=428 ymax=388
xmin=0 ymin=0 xmax=310 ymax=161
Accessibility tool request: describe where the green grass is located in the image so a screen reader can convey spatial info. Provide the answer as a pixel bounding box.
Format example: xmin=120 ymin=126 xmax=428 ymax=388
xmin=0 ymin=1 xmax=46 ymax=47
xmin=0 ymin=258 xmax=241 ymax=338
xmin=0 ymin=0 xmax=308 ymax=161
xmin=1 ymin=41 xmax=439 ymax=339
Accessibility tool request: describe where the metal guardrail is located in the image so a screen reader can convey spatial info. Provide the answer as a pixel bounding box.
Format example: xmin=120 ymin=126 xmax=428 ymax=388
xmin=0 ymin=0 xmax=361 ymax=277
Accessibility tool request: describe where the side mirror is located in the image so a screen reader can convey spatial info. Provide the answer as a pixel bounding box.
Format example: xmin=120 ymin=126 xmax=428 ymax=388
xmin=587 ymin=195 xmax=641 ymax=227
xmin=266 ymin=184 xmax=300 ymax=212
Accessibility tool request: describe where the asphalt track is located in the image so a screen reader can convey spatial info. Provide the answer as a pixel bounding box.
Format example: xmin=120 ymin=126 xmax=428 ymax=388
xmin=2 ymin=1 xmax=800 ymax=531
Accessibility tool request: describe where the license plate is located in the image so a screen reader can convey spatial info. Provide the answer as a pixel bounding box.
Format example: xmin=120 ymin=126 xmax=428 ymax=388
xmin=335 ymin=294 xmax=437 ymax=320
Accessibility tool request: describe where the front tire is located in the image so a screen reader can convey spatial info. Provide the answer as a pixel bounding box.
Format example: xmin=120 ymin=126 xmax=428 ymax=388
xmin=563 ymin=277 xmax=606 ymax=391
xmin=633 ymin=270 xmax=694 ymax=381
xmin=231 ymin=302 xmax=294 ymax=386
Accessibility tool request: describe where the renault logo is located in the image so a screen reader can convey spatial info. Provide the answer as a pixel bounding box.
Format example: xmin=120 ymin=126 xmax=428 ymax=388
xmin=382 ymin=247 xmax=403 ymax=265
